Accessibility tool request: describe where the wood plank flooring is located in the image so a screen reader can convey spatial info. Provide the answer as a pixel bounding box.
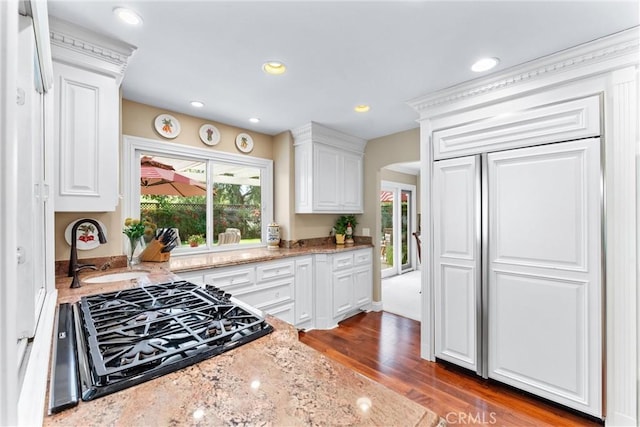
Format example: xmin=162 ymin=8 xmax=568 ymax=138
xmin=299 ymin=311 xmax=602 ymax=427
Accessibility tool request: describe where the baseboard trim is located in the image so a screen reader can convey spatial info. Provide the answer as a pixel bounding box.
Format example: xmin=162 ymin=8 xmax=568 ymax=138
xmin=371 ymin=301 xmax=383 ymax=312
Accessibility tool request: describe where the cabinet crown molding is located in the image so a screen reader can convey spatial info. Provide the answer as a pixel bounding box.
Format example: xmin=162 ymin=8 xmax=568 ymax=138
xmin=49 ymin=17 xmax=137 ymax=84
xmin=407 ymin=26 xmax=639 ymax=116
xmin=291 ymin=121 xmax=367 ymax=153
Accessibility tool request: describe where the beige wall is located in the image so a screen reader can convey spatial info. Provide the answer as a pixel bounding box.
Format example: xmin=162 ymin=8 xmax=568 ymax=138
xmin=54 ymin=100 xmax=275 ymax=261
xmin=272 ymin=131 xmax=294 ymax=241
xmin=381 ymin=168 xmax=415 ymax=184
xmin=361 ymin=127 xmax=420 ymax=302
xmin=121 ymin=100 xmax=273 ymax=159
xmin=53 ymin=96 xmax=421 ymax=306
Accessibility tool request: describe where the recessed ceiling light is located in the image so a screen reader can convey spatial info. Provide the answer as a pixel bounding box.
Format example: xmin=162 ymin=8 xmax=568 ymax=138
xmin=249 ymin=117 xmax=260 ymax=123
xmin=354 ymin=104 xmax=371 ymax=113
xmin=190 ymin=101 xmax=204 ymax=108
xmin=113 ymin=7 xmax=143 ymax=25
xmin=471 ymin=57 xmax=500 ymax=72
xmin=262 ymin=61 xmax=286 ymax=75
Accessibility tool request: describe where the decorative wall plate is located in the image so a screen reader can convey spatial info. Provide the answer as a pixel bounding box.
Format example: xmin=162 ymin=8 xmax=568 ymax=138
xmin=199 ymin=124 xmax=221 ymax=146
xmin=154 ymin=114 xmax=181 ymax=139
xmin=235 ymin=133 xmax=254 ymax=153
xmin=64 ymin=219 xmax=107 ymax=250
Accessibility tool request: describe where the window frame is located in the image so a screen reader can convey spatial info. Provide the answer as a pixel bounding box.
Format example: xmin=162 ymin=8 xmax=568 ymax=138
xmin=123 ymin=135 xmax=273 ymax=255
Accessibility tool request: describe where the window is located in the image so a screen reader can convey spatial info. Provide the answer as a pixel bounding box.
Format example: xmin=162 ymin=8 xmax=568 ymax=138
xmin=124 ymin=135 xmax=273 ymax=253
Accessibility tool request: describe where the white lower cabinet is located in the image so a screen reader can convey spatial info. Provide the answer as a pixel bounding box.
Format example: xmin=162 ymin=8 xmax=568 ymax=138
xmin=188 ymin=258 xmax=306 ymax=327
xmin=176 ymin=248 xmax=371 ymax=330
xmin=294 ymin=257 xmax=314 ymax=329
xmin=353 ymin=266 xmax=372 ymax=307
xmin=176 ymin=270 xmax=204 ymax=286
xmin=317 ymin=248 xmax=373 ymax=329
xmin=201 ymin=262 xmax=294 ymax=323
xmin=332 ymin=269 xmax=354 ymax=317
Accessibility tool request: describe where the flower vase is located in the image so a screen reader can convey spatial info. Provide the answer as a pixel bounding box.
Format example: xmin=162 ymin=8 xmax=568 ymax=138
xmin=127 ymin=236 xmax=143 ymax=267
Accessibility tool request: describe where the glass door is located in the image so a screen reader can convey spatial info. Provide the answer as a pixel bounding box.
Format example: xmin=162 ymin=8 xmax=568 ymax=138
xmin=400 ymin=189 xmax=412 ymax=272
xmin=380 ymin=182 xmax=416 ymax=278
xmin=380 ymin=189 xmax=394 ymax=275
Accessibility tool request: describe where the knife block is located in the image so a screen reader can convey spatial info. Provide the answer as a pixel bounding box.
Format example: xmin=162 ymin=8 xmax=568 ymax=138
xmin=139 ymin=239 xmax=171 ymax=262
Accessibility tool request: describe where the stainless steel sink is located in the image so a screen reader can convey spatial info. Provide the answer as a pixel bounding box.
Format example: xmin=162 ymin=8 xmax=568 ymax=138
xmin=83 ymin=271 xmax=149 ymax=284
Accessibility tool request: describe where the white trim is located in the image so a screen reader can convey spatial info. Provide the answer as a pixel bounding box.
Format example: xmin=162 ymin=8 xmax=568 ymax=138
xmin=291 ymin=121 xmax=367 ymax=153
xmin=384 ymin=162 xmax=420 ymax=176
xmin=18 ymin=291 xmax=57 ymax=426
xmin=410 ymin=27 xmax=639 ymax=424
xmin=49 ymin=17 xmax=136 ymax=84
xmin=0 ymin=1 xmax=19 ymax=424
xmin=22 ymin=0 xmax=53 ymax=92
xmin=408 ymin=28 xmax=639 ymax=117
xmin=419 ymin=121 xmax=434 ymax=361
xmin=604 ymin=66 xmax=638 ymax=426
xmin=371 ymin=301 xmax=383 ymax=312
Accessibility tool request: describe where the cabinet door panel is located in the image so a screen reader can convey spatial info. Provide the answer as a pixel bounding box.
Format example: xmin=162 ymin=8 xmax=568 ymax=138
xmin=313 ymin=145 xmax=341 ymax=210
xmin=341 ymin=152 xmax=363 ymax=211
xmin=53 ymin=62 xmax=119 ymax=211
xmin=295 ymin=257 xmax=314 ymax=327
xmin=353 ymin=266 xmax=372 ymax=307
xmin=332 ymin=271 xmax=354 ymax=317
xmin=487 ymin=139 xmax=602 ymax=417
xmin=433 ymin=156 xmax=480 ymax=372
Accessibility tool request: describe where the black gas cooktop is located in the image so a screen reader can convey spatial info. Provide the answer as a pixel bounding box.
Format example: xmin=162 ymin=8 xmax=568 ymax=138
xmin=50 ymin=280 xmax=273 ymax=413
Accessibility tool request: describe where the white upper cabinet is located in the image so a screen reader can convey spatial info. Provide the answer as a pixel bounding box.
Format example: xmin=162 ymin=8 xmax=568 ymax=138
xmin=292 ymin=122 xmax=366 ymax=213
xmin=50 ymin=18 xmax=136 ymax=211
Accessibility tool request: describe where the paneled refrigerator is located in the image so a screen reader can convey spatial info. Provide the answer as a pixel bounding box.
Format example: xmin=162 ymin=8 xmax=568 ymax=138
xmin=432 ymin=138 xmax=602 ymax=417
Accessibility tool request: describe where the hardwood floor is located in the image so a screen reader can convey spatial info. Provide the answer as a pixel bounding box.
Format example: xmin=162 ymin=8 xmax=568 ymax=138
xmin=299 ymin=311 xmax=602 ymax=427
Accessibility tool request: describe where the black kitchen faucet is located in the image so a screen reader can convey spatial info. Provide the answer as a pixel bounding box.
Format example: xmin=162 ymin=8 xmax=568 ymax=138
xmin=68 ymin=219 xmax=107 ymax=288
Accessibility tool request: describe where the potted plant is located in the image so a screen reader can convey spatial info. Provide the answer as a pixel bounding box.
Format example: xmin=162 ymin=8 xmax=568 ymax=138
xmin=188 ymin=234 xmax=204 ymax=247
xmin=334 ymin=215 xmax=358 ymax=245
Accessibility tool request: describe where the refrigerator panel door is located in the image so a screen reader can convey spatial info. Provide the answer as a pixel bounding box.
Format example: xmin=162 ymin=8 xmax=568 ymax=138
xmin=433 ymin=155 xmax=481 ymax=372
xmin=487 ymin=138 xmax=602 ymax=417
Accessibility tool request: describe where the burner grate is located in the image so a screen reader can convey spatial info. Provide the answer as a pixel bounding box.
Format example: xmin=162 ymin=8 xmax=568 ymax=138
xmin=76 ymin=280 xmax=272 ymax=400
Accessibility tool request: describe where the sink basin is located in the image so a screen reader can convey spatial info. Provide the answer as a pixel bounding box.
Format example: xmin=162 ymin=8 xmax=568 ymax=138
xmin=83 ymin=271 xmax=149 ymax=284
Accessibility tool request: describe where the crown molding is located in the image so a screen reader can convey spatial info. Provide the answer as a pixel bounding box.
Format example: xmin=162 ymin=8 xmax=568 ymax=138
xmin=49 ymin=17 xmax=137 ymax=85
xmin=291 ymin=121 xmax=367 ymax=152
xmin=408 ymin=26 xmax=639 ymax=117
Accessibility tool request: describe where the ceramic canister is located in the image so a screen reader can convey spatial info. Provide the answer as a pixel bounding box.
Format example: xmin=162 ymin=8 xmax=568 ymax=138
xmin=267 ymin=222 xmax=280 ymax=249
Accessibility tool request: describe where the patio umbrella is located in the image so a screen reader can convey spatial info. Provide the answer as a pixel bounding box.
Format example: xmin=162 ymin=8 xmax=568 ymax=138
xmin=140 ymin=156 xmax=206 ymax=197
xmin=380 ymin=191 xmax=408 ymax=202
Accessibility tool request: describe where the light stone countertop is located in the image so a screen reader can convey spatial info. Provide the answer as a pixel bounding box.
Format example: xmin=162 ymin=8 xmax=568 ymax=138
xmin=168 ymin=242 xmax=374 ymax=273
xmin=48 ymin=267 xmax=444 ymax=427
xmin=56 ymin=243 xmax=373 ymax=302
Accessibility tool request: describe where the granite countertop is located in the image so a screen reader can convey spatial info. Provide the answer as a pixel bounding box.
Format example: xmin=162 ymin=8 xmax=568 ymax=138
xmin=56 ymin=243 xmax=374 ymax=300
xmin=48 ymin=268 xmax=443 ymax=427
xmin=169 ymin=242 xmax=374 ymax=273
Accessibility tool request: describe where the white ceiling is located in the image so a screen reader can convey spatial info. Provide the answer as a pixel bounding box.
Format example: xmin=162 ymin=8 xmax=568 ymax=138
xmin=47 ymin=1 xmax=639 ymax=141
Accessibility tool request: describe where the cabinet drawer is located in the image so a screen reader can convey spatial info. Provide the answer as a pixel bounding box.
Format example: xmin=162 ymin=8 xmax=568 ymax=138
xmin=353 ymin=249 xmax=372 ymax=266
xmin=264 ymin=302 xmax=295 ymax=325
xmin=235 ymin=277 xmax=294 ymax=309
xmin=204 ymin=267 xmax=255 ymax=291
xmin=256 ymin=260 xmax=295 ymax=282
xmin=332 ymin=253 xmax=354 ymax=270
xmin=178 ymin=271 xmax=205 ymax=286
